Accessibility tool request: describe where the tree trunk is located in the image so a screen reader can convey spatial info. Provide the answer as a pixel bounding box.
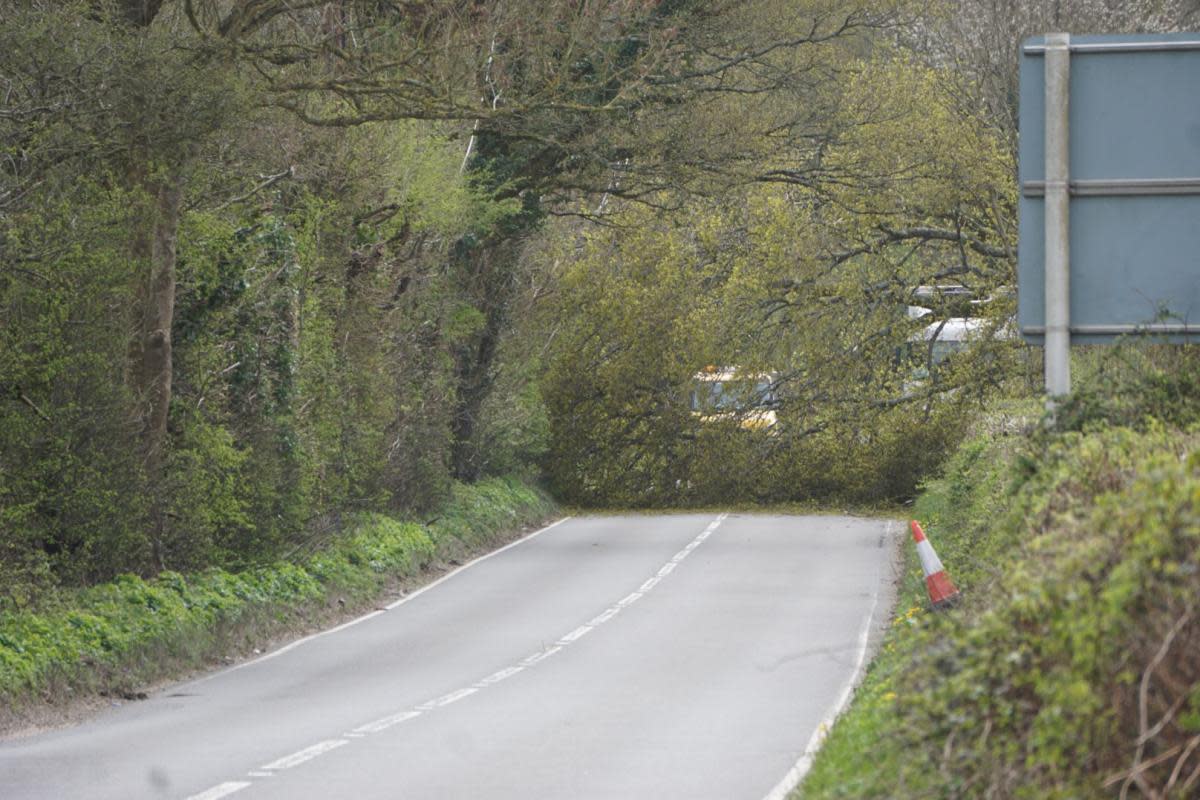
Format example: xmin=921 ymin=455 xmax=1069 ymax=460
xmin=128 ymin=168 xmax=184 ymax=568
xmin=449 ymin=243 xmax=517 ymax=482
xmin=450 ymin=309 xmax=503 ymax=482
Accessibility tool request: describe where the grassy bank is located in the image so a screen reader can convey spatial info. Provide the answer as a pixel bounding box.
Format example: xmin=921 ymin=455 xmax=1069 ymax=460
xmin=0 ymin=477 xmax=556 ymax=722
xmin=798 ymin=364 xmax=1200 ymax=797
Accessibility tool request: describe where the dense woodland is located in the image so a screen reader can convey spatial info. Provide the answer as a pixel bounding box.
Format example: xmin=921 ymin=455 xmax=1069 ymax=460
xmin=2 ymin=0 xmax=1197 ymax=597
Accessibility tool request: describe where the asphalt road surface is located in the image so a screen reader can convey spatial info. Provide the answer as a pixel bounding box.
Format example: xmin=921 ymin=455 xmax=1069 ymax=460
xmin=1 ymin=513 xmax=897 ymax=800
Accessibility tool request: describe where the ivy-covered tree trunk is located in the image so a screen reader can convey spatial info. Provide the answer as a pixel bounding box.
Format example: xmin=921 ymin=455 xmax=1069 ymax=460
xmin=127 ymin=167 xmax=185 ymax=568
xmin=450 ymin=311 xmax=504 ymax=482
xmin=449 ymin=241 xmax=518 ymax=482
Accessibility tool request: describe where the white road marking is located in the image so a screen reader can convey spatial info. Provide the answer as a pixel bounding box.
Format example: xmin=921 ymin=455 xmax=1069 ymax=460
xmin=521 ymin=645 xmax=563 ymax=666
xmin=760 ymin=519 xmax=893 ymax=800
xmin=185 ymin=782 xmax=252 ymax=800
xmin=588 ymin=607 xmax=619 ymax=626
xmin=182 ymin=517 xmax=574 ymax=688
xmin=181 ymin=513 xmax=729 ymax=800
xmin=559 ymin=624 xmax=593 ymax=643
xmin=353 ymin=711 xmax=421 ymax=734
xmin=434 ymin=687 xmax=478 ymax=707
xmin=246 ymin=771 xmax=274 ymax=778
xmin=476 ymin=665 xmax=524 ymax=686
xmin=261 ymin=739 xmax=349 ymax=771
xmin=384 ymin=517 xmax=573 ymax=611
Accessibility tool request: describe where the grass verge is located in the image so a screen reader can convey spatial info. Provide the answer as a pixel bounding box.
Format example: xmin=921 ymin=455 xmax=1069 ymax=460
xmin=0 ymin=476 xmax=556 ymax=730
xmin=798 ymin=396 xmax=1200 ymax=797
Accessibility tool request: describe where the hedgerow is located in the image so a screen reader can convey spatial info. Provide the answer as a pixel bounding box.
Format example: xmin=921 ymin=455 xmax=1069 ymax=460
xmin=799 ymin=352 xmax=1200 ymax=798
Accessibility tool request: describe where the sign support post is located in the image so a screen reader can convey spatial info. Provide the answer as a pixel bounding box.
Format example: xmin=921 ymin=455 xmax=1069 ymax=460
xmin=1043 ymin=33 xmax=1071 ymax=401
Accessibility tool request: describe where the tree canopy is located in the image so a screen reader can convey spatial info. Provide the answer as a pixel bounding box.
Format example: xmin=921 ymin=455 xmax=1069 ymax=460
xmin=2 ymin=0 xmax=1197 ymax=596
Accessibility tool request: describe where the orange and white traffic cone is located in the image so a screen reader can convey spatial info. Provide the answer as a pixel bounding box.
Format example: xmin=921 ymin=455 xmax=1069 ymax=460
xmin=910 ymin=520 xmax=960 ymax=609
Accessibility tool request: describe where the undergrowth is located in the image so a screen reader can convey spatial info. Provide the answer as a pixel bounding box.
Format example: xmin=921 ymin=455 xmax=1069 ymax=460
xmin=799 ymin=345 xmax=1200 ymax=799
xmin=0 ymin=476 xmax=555 ymax=716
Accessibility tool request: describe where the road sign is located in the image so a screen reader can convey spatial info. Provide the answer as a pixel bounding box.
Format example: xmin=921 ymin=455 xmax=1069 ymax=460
xmin=1018 ymin=33 xmax=1200 ymax=393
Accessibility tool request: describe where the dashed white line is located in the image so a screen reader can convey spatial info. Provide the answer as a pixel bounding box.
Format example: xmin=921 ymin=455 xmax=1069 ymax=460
xmin=588 ymin=607 xmax=620 ymax=626
xmin=434 ymin=687 xmax=478 ymax=707
xmin=181 ymin=513 xmax=729 ymax=800
xmin=185 ymin=781 xmax=252 ymax=800
xmin=617 ymin=591 xmax=643 ymax=608
xmin=521 ymin=645 xmax=563 ymax=666
xmin=261 ymin=739 xmax=349 ymax=771
xmin=476 ymin=665 xmax=524 ymax=687
xmin=353 ymin=710 xmax=421 ymax=734
xmin=559 ymin=624 xmax=594 ymax=643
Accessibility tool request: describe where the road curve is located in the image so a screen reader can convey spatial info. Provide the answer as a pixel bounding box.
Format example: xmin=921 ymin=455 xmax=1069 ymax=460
xmin=0 ymin=513 xmax=896 ymax=800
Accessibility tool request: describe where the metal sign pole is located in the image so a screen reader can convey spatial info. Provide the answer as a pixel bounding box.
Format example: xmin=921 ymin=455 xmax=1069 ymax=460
xmin=1044 ymin=33 xmax=1072 ymax=401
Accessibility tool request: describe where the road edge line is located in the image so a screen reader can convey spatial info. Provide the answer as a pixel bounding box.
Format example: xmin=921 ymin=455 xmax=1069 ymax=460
xmin=184 ymin=516 xmax=573 ymax=685
xmin=760 ymin=519 xmax=893 ymax=800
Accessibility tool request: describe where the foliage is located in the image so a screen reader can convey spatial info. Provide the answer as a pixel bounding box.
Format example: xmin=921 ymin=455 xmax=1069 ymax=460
xmin=800 ymin=355 xmax=1200 ymax=799
xmin=0 ymin=0 xmax=918 ymax=593
xmin=537 ymin=154 xmax=1012 ymax=507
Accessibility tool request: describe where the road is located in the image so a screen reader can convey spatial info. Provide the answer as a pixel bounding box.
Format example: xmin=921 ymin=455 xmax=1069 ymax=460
xmin=0 ymin=513 xmax=896 ymax=800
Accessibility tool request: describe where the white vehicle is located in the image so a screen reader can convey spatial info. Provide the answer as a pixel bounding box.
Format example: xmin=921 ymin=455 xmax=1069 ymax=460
xmin=920 ymin=317 xmax=989 ymax=364
xmin=690 ymin=367 xmax=778 ymax=429
xmin=906 ymin=316 xmax=1017 ymax=389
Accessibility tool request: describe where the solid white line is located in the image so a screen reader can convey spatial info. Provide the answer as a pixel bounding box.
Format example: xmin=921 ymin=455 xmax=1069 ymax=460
xmin=179 ymin=517 xmax=573 ymax=688
xmin=384 ymin=517 xmax=573 ymax=611
xmin=261 ymin=739 xmax=349 ymax=771
xmin=187 ymin=513 xmax=731 ymax=799
xmin=185 ymin=782 xmax=252 ymax=800
xmin=760 ymin=520 xmax=892 ymax=800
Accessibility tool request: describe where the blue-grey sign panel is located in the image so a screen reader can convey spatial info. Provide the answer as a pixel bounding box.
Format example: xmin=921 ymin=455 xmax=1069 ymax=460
xmin=1019 ymin=33 xmax=1200 ymax=343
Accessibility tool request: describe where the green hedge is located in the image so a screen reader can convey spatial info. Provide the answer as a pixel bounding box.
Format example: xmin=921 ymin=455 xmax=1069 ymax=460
xmin=0 ymin=477 xmax=555 ymax=706
xmin=799 ymin=417 xmax=1200 ymax=798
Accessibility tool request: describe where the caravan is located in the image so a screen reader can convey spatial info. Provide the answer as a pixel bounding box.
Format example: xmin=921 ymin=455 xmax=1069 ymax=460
xmin=690 ymin=367 xmax=779 ymax=430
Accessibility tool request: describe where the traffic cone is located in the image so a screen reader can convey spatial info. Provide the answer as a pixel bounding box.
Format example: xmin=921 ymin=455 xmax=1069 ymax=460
xmin=910 ymin=520 xmax=960 ymax=609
